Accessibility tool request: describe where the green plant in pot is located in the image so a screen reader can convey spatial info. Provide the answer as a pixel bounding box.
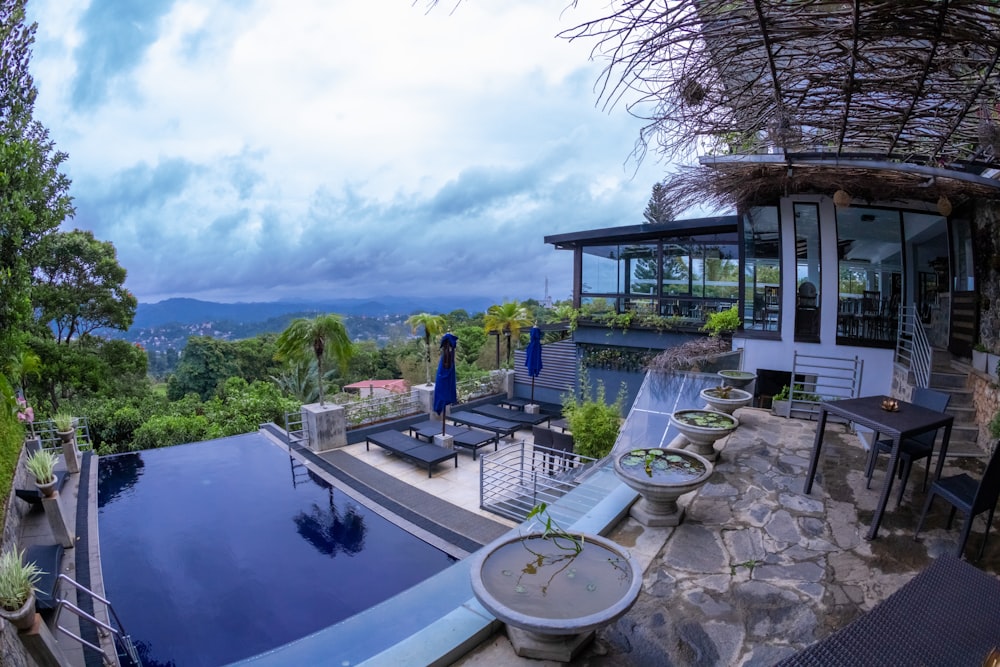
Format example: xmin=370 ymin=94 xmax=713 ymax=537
xmin=52 ymin=413 xmax=75 ymax=434
xmin=0 ymin=548 xmax=43 ymax=630
xmin=26 ymin=449 xmax=58 ymax=496
xmin=561 ymin=371 xmax=626 ymax=459
xmin=701 ymin=306 xmax=741 ymax=338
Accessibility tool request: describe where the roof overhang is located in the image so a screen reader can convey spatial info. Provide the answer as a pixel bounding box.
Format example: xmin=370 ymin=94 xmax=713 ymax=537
xmin=545 ymin=215 xmax=739 ymax=249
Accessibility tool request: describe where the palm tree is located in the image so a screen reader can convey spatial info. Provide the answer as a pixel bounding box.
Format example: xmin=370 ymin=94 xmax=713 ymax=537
xmin=484 ymin=301 xmax=531 ymax=365
xmin=274 ymin=314 xmax=352 ymax=406
xmin=405 ymin=312 xmax=445 ymax=385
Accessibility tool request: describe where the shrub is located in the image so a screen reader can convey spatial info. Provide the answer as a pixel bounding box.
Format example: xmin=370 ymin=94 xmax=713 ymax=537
xmin=562 ymin=372 xmax=626 ymax=460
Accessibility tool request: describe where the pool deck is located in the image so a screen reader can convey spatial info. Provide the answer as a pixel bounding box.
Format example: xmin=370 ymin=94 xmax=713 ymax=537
xmin=15 ymin=407 xmax=1000 ymax=666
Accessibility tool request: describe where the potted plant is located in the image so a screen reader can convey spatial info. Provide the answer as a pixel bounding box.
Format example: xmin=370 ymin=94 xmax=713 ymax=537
xmin=669 ymin=408 xmax=739 ymax=460
xmin=0 ymin=548 xmax=43 ymax=631
xmin=52 ymin=413 xmax=75 ymax=442
xmin=717 ymin=369 xmax=757 ymax=389
xmin=972 ymin=343 xmax=989 ymax=373
xmin=614 ymin=448 xmax=713 ymax=526
xmin=700 ymin=384 xmax=753 ymax=414
xmin=469 ymin=503 xmax=642 ymax=662
xmin=25 ymin=449 xmax=58 ymax=497
xmin=701 ymin=306 xmax=740 ymax=339
xmin=771 ymin=384 xmax=791 ymax=418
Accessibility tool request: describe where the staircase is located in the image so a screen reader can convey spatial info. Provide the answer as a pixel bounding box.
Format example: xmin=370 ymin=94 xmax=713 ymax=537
xmin=926 ymin=348 xmax=980 ymax=457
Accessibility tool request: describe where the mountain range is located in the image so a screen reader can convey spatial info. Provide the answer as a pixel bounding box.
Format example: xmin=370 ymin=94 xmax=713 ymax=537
xmin=131 ymin=296 xmax=499 ymax=330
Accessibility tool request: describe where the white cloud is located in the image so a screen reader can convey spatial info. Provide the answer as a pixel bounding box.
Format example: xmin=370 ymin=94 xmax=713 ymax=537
xmin=26 ymin=0 xmax=672 ymax=306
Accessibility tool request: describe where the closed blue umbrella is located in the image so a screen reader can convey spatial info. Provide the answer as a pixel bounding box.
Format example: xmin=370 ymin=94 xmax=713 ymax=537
xmin=525 ymin=326 xmax=543 ymax=403
xmin=433 ymin=333 xmax=459 ymax=436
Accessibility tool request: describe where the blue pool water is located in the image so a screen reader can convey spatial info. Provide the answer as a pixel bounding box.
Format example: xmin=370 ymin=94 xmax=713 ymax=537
xmin=98 ymin=433 xmax=456 ymax=667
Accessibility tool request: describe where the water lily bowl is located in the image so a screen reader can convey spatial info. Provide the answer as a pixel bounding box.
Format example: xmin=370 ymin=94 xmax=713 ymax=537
xmin=717 ymin=370 xmax=757 ymax=389
xmin=470 ymin=531 xmax=642 ymax=662
xmin=614 ymin=447 xmax=714 ymax=526
xmin=669 ymin=409 xmax=739 ymax=460
xmin=699 ymin=386 xmax=753 ymax=414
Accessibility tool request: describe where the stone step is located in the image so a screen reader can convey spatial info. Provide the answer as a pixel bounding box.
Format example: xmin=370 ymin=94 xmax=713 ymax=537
xmin=929 ymin=370 xmax=969 ymax=389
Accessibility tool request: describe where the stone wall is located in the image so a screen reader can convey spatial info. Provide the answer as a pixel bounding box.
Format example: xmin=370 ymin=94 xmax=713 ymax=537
xmin=1 ymin=440 xmax=39 ymax=667
xmin=968 ymin=370 xmax=1000 ymax=455
xmin=974 ymin=200 xmax=1000 ymax=353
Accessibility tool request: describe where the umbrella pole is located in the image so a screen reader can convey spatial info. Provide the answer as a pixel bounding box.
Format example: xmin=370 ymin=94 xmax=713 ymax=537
xmin=531 ymin=377 xmax=536 ymax=403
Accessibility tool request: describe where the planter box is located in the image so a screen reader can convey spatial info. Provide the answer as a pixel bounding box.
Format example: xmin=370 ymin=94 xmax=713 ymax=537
xmin=972 ymin=350 xmax=989 ymax=373
xmin=989 ymin=353 xmax=1000 ymax=380
xmin=772 ymin=399 xmax=791 ymax=418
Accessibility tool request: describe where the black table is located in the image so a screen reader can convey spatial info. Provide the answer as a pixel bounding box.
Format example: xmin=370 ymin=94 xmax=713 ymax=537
xmin=804 ymin=394 xmax=954 ymax=540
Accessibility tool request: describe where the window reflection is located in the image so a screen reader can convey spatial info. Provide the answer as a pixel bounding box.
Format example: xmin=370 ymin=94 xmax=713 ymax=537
xmin=742 ymin=206 xmax=781 ymax=332
xmin=836 ymin=207 xmax=902 ymax=346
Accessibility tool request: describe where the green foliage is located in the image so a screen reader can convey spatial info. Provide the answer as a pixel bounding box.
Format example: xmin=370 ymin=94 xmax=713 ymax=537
xmin=483 ymin=301 xmax=531 ymax=365
xmin=52 ymin=413 xmax=74 ymax=432
xmin=204 ymin=377 xmax=299 ymax=437
xmin=131 ymin=413 xmax=210 ymax=451
xmin=525 ymin=502 xmax=582 ymax=554
xmin=773 ymin=384 xmax=790 ymax=401
xmin=701 ymin=306 xmax=741 ymax=336
xmin=25 ymin=448 xmax=56 ymax=483
xmin=167 ymin=336 xmax=241 ymax=401
xmin=454 ymin=325 xmax=487 ymax=368
xmin=0 ymin=548 xmax=43 ymax=611
xmin=405 ymin=312 xmax=446 ymax=384
xmin=0 ymin=393 xmax=24 ymax=528
xmin=275 ymin=314 xmax=353 ymax=406
xmin=31 ymin=229 xmax=137 ymax=342
xmin=989 ymin=410 xmax=1000 ymax=440
xmin=562 ymin=372 xmax=625 ymax=459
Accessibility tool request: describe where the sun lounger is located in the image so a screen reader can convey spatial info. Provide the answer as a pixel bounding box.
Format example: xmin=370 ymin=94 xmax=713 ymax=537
xmin=448 ymin=411 xmax=521 ymax=440
xmin=365 ymin=430 xmax=458 ymax=477
xmin=15 ymin=470 xmax=69 ymax=506
xmin=471 ymin=403 xmax=551 ymax=426
xmin=408 ymin=421 xmax=498 ymax=460
xmin=498 ymin=397 xmax=530 ymax=410
xmin=23 ymin=543 xmax=65 ymax=611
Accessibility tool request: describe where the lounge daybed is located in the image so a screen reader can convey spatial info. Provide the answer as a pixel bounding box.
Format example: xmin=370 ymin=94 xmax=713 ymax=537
xmin=365 ymin=430 xmax=458 ymax=477
xmin=23 ymin=543 xmax=65 ymax=611
xmin=448 ymin=411 xmax=521 ymax=440
xmin=470 ymin=403 xmax=551 ymax=426
xmin=407 ymin=420 xmax=498 ymax=460
xmin=15 ymin=470 xmax=69 ymax=506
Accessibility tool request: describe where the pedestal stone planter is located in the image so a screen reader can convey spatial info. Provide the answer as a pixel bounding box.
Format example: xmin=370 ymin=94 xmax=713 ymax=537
xmin=717 ymin=370 xmax=757 ymax=389
xmin=614 ymin=448 xmax=713 ymax=526
xmin=670 ymin=409 xmax=739 ymax=460
xmin=470 ymin=532 xmax=642 ymax=662
xmin=700 ymin=386 xmax=753 ymax=414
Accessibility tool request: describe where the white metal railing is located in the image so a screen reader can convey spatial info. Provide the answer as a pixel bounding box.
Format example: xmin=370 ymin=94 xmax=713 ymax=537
xmin=343 ymin=389 xmax=422 ymax=429
xmin=897 ymin=306 xmax=931 ymax=388
xmin=479 ymin=440 xmax=597 ymax=521
xmin=32 ymin=417 xmax=94 ymax=452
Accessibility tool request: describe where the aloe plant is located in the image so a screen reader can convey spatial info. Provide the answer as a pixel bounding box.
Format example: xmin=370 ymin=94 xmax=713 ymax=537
xmin=0 ymin=549 xmax=43 ymax=611
xmin=25 ymin=449 xmax=57 ymax=484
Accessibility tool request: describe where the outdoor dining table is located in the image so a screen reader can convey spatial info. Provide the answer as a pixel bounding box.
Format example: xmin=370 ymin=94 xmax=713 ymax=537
xmin=803 ymin=394 xmax=954 ymax=540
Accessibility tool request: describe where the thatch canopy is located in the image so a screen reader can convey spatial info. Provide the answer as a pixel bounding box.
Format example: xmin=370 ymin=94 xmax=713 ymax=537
xmin=563 ymin=0 xmax=1000 ymax=209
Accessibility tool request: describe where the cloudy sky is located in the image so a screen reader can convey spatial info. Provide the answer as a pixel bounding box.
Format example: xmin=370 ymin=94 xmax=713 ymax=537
xmin=26 ymin=0 xmax=682 ymax=306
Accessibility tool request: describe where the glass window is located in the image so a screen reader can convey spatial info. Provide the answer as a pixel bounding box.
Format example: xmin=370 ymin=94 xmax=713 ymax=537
xmin=623 ymin=243 xmax=658 ymax=296
xmin=794 ymin=203 xmax=821 ymax=341
xmin=836 ymin=207 xmax=903 ymax=346
xmin=581 ymin=244 xmax=623 ymax=295
xmin=742 ymin=206 xmax=781 ymax=332
xmin=661 ymin=243 xmax=691 ymax=296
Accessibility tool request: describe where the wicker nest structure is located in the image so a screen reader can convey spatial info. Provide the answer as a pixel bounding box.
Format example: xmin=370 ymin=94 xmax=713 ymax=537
xmin=563 ymin=0 xmax=1000 ymax=208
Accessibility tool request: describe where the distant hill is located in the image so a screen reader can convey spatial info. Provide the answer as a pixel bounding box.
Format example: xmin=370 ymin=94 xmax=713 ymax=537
xmin=131 ymin=296 xmax=498 ymax=330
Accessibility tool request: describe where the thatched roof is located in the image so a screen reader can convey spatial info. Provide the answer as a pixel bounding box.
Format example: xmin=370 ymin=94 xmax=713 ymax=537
xmin=563 ymin=1 xmax=1000 ymax=208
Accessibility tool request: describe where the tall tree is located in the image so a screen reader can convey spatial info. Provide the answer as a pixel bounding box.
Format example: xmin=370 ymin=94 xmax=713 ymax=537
xmin=405 ymin=312 xmax=445 ymax=384
xmin=32 ymin=229 xmax=137 ymax=343
xmin=483 ymin=301 xmax=531 ymax=364
xmin=643 ymin=182 xmax=674 ymax=225
xmin=274 ymin=314 xmax=353 ymax=406
xmin=0 ymin=0 xmax=74 ymax=360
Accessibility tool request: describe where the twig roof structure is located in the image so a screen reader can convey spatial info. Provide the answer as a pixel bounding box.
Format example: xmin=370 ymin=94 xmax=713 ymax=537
xmin=563 ymin=0 xmax=1000 ymax=211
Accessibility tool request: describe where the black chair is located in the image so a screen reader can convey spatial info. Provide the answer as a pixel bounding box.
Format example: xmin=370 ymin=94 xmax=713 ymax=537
xmin=864 ymin=388 xmax=950 ymax=507
xmin=914 ymin=445 xmax=1000 ymax=560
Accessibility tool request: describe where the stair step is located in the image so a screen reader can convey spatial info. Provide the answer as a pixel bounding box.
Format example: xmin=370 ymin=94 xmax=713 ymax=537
xmin=928 ymin=370 xmax=969 ymax=389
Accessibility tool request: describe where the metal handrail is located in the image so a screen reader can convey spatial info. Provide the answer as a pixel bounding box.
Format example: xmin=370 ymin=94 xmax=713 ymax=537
xmin=897 ymin=306 xmax=931 ymax=388
xmin=54 ymin=573 xmax=141 ymax=666
xmin=479 ymin=440 xmax=597 ymax=521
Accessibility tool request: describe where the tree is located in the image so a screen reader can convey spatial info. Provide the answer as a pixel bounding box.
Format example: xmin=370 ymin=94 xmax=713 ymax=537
xmin=405 ymin=312 xmax=445 ymax=384
xmin=0 ymin=1 xmax=74 ymax=361
xmin=483 ymin=301 xmax=531 ymax=365
xmin=166 ymin=336 xmax=240 ymax=402
xmin=31 ymin=229 xmax=137 ymax=343
xmin=274 ymin=314 xmax=352 ymax=406
xmin=643 ymin=182 xmax=674 ymax=225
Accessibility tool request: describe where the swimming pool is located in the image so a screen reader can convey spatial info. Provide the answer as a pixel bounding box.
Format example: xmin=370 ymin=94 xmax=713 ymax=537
xmin=98 ymin=433 xmax=456 ymax=667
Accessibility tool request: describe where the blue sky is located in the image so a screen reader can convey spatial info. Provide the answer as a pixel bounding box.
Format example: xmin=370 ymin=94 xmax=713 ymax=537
xmin=26 ymin=0 xmax=680 ymax=305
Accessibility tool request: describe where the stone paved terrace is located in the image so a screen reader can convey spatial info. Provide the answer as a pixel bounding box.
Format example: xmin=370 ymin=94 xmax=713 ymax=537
xmin=453 ymin=407 xmax=1000 ymax=666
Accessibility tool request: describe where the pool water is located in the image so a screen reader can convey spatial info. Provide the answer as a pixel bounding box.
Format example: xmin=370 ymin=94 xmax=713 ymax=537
xmin=98 ymin=433 xmax=455 ymax=667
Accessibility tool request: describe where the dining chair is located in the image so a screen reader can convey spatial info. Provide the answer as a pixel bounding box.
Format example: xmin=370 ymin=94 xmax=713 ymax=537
xmin=914 ymin=445 xmax=1000 ymax=560
xmin=863 ymin=387 xmax=950 ymax=507
xmin=763 ymin=286 xmax=780 ymax=330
